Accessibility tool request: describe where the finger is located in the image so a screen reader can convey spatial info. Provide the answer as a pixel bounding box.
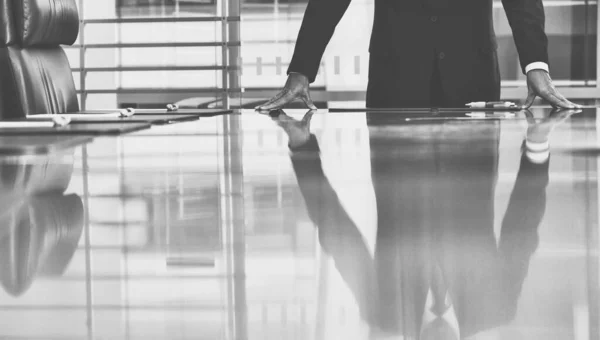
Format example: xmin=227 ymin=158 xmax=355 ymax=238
xmin=258 ymin=91 xmax=297 ymax=111
xmin=255 ymin=90 xmax=288 ymax=110
xmin=257 ymin=88 xmax=294 ymax=108
xmin=523 ymin=108 xmax=536 ymax=125
xmin=302 ymin=110 xmax=316 ymax=124
xmin=560 ymin=98 xmax=581 ymax=109
xmin=260 ymin=92 xmax=295 ymax=111
xmin=522 ymin=90 xmax=537 ymax=109
xmin=550 ymin=108 xmax=582 ymax=120
xmin=256 ymin=90 xmax=291 ymax=110
xmin=547 ymin=91 xmax=576 ymax=109
xmin=301 ymin=93 xmax=318 ymax=110
xmin=549 ymin=90 xmax=574 ymax=107
xmin=537 ymin=88 xmax=564 ymax=109
xmin=542 ymin=88 xmax=577 ymax=109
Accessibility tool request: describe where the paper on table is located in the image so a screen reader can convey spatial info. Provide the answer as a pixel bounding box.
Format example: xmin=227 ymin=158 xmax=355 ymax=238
xmin=81 ymin=109 xmax=133 ymax=117
xmin=28 ymin=113 xmax=120 ymax=119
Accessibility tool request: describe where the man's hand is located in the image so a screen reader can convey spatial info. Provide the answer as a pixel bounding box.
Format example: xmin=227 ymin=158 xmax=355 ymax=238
xmin=255 ymin=73 xmax=317 ymax=111
xmin=268 ymin=109 xmax=316 ymax=148
xmin=523 ymin=70 xmax=582 ymax=109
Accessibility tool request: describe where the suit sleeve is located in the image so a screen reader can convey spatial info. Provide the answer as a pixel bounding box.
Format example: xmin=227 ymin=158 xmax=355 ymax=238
xmin=502 ymin=0 xmax=549 ymax=74
xmin=494 ymin=153 xmax=549 ymax=320
xmin=290 ymin=135 xmax=378 ymax=324
xmin=286 ymin=0 xmax=353 ymax=83
xmin=462 ymin=152 xmax=548 ymax=336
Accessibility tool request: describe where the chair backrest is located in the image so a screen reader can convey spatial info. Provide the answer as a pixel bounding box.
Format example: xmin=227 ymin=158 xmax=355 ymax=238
xmin=0 ymin=0 xmax=80 ymax=119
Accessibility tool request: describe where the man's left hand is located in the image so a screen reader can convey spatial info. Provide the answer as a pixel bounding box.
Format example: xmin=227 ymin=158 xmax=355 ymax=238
xmin=523 ymin=70 xmax=582 ymax=109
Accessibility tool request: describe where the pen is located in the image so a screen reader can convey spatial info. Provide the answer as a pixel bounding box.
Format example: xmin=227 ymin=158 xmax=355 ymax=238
xmin=465 ymin=112 xmax=516 ymax=118
xmin=466 ymin=101 xmax=518 ymax=109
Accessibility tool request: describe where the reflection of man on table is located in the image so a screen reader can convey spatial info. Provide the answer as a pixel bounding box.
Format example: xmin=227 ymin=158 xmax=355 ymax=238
xmin=256 ymin=0 xmax=581 ymax=109
xmin=270 ymin=110 xmax=574 ymax=339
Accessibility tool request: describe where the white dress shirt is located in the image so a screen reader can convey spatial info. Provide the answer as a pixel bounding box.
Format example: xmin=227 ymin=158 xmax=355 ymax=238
xmin=525 ymin=62 xmax=549 ymax=74
xmin=420 ymin=288 xmax=461 ymax=340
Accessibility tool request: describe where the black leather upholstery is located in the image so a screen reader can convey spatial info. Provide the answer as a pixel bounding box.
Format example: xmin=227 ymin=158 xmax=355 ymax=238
xmin=0 ymin=46 xmax=79 ymax=118
xmin=0 ymin=0 xmax=80 ymax=119
xmin=14 ymin=0 xmax=79 ymax=47
xmin=0 ymin=0 xmax=15 ymax=45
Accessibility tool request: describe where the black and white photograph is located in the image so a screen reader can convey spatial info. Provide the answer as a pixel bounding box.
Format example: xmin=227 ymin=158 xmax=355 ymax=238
xmin=0 ymin=0 xmax=598 ymax=339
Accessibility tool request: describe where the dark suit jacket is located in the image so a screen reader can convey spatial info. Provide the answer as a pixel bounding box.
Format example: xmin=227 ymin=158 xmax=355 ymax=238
xmin=289 ymin=119 xmax=549 ymax=337
xmin=287 ymin=0 xmax=548 ymax=104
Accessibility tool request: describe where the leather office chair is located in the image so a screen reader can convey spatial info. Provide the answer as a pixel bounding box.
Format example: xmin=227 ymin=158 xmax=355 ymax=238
xmin=0 ymin=0 xmax=80 ymax=120
xmin=0 ymin=0 xmax=221 ymax=126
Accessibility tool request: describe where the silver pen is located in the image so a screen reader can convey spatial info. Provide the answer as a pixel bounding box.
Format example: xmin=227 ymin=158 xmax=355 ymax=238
xmin=466 ymin=101 xmax=518 ymax=109
xmin=466 ymin=112 xmax=516 ymax=118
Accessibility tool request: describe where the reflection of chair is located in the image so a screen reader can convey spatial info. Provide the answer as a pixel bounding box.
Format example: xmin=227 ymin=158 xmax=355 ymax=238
xmin=0 ymin=194 xmax=84 ymax=296
xmin=0 ymin=152 xmax=83 ymax=296
xmin=0 ymin=154 xmax=83 ymax=295
xmin=0 ymin=0 xmax=81 ymax=120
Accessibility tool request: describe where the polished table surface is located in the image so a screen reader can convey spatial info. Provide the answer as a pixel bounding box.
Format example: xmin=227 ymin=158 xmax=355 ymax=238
xmin=0 ymin=107 xmax=599 ymax=340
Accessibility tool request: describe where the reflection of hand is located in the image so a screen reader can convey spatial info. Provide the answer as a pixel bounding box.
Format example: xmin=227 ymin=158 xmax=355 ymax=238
xmin=522 ymin=70 xmax=582 ymax=109
xmin=523 ymin=108 xmax=581 ymax=163
xmin=269 ymin=109 xmax=316 ymax=148
xmin=524 ymin=108 xmax=581 ymax=143
xmin=255 ymin=73 xmax=317 ymax=111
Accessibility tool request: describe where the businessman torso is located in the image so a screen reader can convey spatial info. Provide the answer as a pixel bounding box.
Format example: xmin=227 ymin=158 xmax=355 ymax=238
xmin=370 ymin=0 xmax=497 ymax=55
xmin=288 ymin=0 xmax=547 ymax=107
xmin=367 ymin=0 xmax=501 ymax=106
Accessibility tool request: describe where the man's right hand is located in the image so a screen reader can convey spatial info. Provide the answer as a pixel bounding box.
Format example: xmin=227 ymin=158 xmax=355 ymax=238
xmin=255 ymin=72 xmax=317 ymax=111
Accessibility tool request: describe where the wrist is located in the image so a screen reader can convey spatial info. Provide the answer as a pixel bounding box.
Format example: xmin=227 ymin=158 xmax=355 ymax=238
xmin=286 ymin=72 xmax=311 ymax=92
xmin=289 ymin=72 xmax=309 ymax=81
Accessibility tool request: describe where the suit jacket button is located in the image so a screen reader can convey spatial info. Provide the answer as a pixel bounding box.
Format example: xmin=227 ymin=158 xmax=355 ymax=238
xmin=438 ymin=52 xmax=445 ymax=59
xmin=430 ymin=16 xmax=438 ymax=22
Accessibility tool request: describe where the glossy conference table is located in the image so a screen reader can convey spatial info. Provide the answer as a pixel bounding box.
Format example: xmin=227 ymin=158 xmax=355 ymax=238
xmin=1 ymin=107 xmax=599 ymax=340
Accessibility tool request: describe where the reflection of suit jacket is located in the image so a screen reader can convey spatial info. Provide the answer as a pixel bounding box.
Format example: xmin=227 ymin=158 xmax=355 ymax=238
xmin=290 ymin=120 xmax=549 ymax=337
xmin=0 ymin=154 xmax=83 ymax=296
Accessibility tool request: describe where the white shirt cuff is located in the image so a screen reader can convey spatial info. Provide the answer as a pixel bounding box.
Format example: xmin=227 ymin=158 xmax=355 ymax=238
xmin=525 ymin=62 xmax=549 ymax=74
xmin=525 ymin=139 xmax=550 ymax=164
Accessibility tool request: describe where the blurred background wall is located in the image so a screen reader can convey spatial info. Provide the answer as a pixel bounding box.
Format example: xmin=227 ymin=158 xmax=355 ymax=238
xmin=72 ymin=0 xmax=598 ymax=109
